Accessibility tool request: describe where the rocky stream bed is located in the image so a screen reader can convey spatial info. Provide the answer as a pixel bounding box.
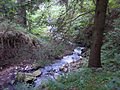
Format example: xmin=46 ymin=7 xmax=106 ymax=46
xmin=0 ymin=47 xmax=87 ymax=90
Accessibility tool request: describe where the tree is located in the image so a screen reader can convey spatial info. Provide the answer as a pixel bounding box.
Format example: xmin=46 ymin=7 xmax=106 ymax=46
xmin=88 ymin=0 xmax=109 ymax=68
xmin=17 ymin=0 xmax=26 ymax=27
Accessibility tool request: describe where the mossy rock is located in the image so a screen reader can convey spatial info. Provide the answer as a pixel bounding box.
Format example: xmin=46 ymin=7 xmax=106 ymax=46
xmin=32 ymin=70 xmax=42 ymax=77
xmin=32 ymin=63 xmax=45 ymax=71
xmin=24 ymin=73 xmax=33 ymax=76
xmin=24 ymin=75 xmax=36 ymax=83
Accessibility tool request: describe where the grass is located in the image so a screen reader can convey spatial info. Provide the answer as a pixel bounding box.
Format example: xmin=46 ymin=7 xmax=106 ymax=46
xmin=39 ymin=66 xmax=120 ymax=90
xmin=38 ymin=18 xmax=120 ymax=90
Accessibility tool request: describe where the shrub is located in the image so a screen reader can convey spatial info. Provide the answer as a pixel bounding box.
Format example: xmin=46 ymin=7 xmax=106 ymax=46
xmin=101 ymin=18 xmax=120 ymax=68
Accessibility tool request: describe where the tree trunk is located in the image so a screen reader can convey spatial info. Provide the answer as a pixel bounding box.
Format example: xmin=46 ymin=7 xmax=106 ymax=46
xmin=88 ymin=0 xmax=108 ymax=68
xmin=17 ymin=0 xmax=26 ymax=27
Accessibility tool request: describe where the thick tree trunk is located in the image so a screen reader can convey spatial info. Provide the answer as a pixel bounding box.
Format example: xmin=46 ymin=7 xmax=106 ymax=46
xmin=88 ymin=0 xmax=108 ymax=68
xmin=17 ymin=0 xmax=26 ymax=27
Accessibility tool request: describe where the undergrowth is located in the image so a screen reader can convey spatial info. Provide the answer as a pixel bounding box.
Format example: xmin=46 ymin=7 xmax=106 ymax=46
xmin=36 ymin=18 xmax=120 ymax=90
xmin=2 ymin=1 xmax=120 ymax=90
xmin=13 ymin=17 xmax=120 ymax=90
xmin=0 ymin=20 xmax=72 ymax=70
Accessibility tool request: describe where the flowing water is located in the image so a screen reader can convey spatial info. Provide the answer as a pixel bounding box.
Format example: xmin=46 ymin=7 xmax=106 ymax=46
xmin=34 ymin=47 xmax=84 ymax=87
xmin=1 ymin=47 xmax=84 ymax=90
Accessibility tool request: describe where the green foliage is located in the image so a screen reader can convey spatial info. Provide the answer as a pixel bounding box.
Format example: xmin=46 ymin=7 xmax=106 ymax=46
xmin=101 ymin=18 xmax=120 ymax=69
xmin=39 ymin=68 xmax=120 ymax=90
xmin=0 ymin=19 xmax=24 ymax=32
xmin=34 ymin=41 xmax=67 ymax=68
xmin=109 ymin=0 xmax=120 ymax=10
xmin=36 ymin=18 xmax=120 ymax=90
xmin=15 ymin=83 xmax=35 ymax=90
xmin=51 ymin=0 xmax=95 ymax=42
xmin=28 ymin=1 xmax=66 ymax=36
xmin=17 ymin=72 xmax=23 ymax=82
xmin=1 ymin=0 xmax=120 ymax=90
xmin=108 ymin=78 xmax=120 ymax=89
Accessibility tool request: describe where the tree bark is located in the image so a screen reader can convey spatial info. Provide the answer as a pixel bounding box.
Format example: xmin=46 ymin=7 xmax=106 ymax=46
xmin=88 ymin=0 xmax=109 ymax=68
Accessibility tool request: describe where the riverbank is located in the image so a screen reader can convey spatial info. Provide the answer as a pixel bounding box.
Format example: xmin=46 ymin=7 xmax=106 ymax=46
xmin=0 ymin=42 xmax=75 ymax=89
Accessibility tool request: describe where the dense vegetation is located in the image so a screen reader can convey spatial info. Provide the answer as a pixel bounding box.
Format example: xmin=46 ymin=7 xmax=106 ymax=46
xmin=0 ymin=0 xmax=120 ymax=90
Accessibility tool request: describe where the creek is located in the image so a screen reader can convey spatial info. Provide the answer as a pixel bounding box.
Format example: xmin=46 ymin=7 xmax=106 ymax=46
xmin=32 ymin=47 xmax=84 ymax=87
xmin=1 ymin=47 xmax=84 ymax=90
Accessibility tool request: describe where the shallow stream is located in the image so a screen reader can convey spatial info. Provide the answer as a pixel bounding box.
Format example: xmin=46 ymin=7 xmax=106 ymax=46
xmin=33 ymin=47 xmax=84 ymax=87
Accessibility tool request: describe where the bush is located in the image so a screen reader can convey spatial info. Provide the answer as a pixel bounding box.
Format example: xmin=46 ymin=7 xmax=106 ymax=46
xmin=0 ymin=20 xmax=34 ymax=68
xmin=101 ymin=18 xmax=120 ymax=68
xmin=33 ymin=41 xmax=69 ymax=68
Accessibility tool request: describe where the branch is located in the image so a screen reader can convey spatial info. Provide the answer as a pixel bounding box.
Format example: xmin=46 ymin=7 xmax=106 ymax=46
xmin=66 ymin=9 xmax=95 ymax=25
xmin=58 ymin=9 xmax=95 ymax=30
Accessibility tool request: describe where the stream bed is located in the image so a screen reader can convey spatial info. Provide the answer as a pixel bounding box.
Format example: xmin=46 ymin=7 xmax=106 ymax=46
xmin=32 ymin=47 xmax=84 ymax=87
xmin=1 ymin=47 xmax=85 ymax=90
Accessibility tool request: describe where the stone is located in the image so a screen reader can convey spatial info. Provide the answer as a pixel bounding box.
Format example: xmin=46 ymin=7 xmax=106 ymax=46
xmin=71 ymin=63 xmax=76 ymax=68
xmin=63 ymin=51 xmax=73 ymax=56
xmin=32 ymin=70 xmax=42 ymax=77
xmin=50 ymin=72 xmax=54 ymax=75
xmin=24 ymin=75 xmax=36 ymax=83
xmin=24 ymin=65 xmax=33 ymax=71
xmin=23 ymin=73 xmax=36 ymax=83
xmin=63 ymin=68 xmax=68 ymax=73
xmin=31 ymin=63 xmax=44 ymax=71
xmin=24 ymin=73 xmax=33 ymax=76
xmin=59 ymin=67 xmax=64 ymax=71
xmin=65 ymin=63 xmax=69 ymax=68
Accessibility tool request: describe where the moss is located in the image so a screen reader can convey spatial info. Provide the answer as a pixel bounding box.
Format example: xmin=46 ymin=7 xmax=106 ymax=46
xmin=17 ymin=72 xmax=23 ymax=82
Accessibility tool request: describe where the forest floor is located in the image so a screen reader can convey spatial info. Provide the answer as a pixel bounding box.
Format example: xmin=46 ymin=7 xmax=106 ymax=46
xmin=0 ymin=58 xmax=36 ymax=87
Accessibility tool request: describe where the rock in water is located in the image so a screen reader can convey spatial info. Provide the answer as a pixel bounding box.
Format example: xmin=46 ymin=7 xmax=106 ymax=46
xmin=59 ymin=67 xmax=68 ymax=73
xmin=24 ymin=73 xmax=33 ymax=76
xmin=24 ymin=73 xmax=36 ymax=83
xmin=24 ymin=75 xmax=36 ymax=83
xmin=63 ymin=68 xmax=68 ymax=73
xmin=18 ymin=70 xmax=42 ymax=83
xmin=59 ymin=67 xmax=64 ymax=71
xmin=33 ymin=70 xmax=42 ymax=77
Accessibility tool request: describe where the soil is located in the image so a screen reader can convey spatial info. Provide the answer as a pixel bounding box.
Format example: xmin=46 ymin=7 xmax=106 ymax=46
xmin=0 ymin=58 xmax=36 ymax=89
xmin=0 ymin=31 xmax=39 ymax=89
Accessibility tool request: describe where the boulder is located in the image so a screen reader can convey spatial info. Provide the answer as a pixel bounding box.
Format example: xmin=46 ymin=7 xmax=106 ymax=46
xmin=17 ymin=70 xmax=42 ymax=83
xmin=24 ymin=75 xmax=36 ymax=83
xmin=24 ymin=73 xmax=33 ymax=76
xmin=32 ymin=70 xmax=42 ymax=77
xmin=24 ymin=72 xmax=36 ymax=83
